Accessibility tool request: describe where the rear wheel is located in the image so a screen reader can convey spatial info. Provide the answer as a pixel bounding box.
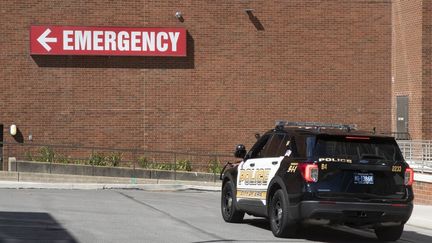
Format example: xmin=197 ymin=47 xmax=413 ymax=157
xmin=221 ymin=180 xmax=244 ymax=223
xmin=269 ymin=189 xmax=298 ymax=238
xmin=374 ymin=224 xmax=404 ymax=241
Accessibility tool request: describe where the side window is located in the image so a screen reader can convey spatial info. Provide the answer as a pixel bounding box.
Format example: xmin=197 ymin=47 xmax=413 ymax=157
xmin=275 ymin=135 xmax=291 ymax=157
xmin=262 ymin=133 xmax=286 ymax=157
xmin=249 ymin=134 xmax=272 ymax=159
xmin=289 ymin=135 xmax=307 ymax=159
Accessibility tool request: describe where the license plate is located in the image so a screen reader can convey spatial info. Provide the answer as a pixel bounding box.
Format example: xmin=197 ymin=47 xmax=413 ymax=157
xmin=353 ymin=173 xmax=374 ymax=185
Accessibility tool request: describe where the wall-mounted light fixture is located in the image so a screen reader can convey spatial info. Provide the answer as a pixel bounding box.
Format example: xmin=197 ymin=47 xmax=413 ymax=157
xmin=10 ymin=124 xmax=17 ymax=136
xmin=175 ymin=11 xmax=184 ymax=22
xmin=244 ymin=9 xmax=255 ymax=14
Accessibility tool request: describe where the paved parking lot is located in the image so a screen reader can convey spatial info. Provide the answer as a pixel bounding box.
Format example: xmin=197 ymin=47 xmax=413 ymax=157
xmin=0 ymin=189 xmax=431 ymax=243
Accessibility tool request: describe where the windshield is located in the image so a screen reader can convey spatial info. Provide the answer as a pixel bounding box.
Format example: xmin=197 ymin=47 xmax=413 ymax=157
xmin=308 ymin=135 xmax=404 ymax=162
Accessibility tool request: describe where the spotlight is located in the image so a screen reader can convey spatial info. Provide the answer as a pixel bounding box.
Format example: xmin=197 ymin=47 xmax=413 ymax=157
xmin=10 ymin=124 xmax=17 ymax=136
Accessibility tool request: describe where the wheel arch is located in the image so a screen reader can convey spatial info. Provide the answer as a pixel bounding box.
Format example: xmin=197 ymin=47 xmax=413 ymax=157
xmin=267 ymin=176 xmax=288 ymax=204
xmin=268 ymin=176 xmax=302 ymax=221
xmin=222 ymin=167 xmax=237 ymax=188
xmin=267 ymin=176 xmax=294 ymax=217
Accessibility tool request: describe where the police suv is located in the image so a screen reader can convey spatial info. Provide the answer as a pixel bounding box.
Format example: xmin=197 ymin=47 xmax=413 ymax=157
xmin=220 ymin=121 xmax=414 ymax=241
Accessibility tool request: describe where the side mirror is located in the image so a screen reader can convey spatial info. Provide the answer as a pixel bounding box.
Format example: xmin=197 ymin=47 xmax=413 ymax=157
xmin=234 ymin=144 xmax=247 ymax=158
xmin=255 ymin=133 xmax=261 ymax=140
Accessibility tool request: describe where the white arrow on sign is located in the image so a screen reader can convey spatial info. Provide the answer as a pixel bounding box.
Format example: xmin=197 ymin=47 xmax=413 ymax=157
xmin=37 ymin=28 xmax=57 ymax=52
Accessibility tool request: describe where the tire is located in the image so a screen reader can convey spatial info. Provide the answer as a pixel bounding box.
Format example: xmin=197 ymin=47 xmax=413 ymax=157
xmin=374 ymin=224 xmax=404 ymax=241
xmin=221 ymin=180 xmax=244 ymax=223
xmin=269 ymin=189 xmax=298 ymax=238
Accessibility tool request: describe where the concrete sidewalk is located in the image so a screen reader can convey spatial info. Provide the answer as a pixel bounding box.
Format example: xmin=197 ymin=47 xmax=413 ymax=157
xmin=407 ymin=205 xmax=432 ymax=230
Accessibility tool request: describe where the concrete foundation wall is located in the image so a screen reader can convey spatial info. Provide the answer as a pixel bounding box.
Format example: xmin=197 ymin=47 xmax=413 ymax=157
xmin=9 ymin=161 xmax=218 ymax=182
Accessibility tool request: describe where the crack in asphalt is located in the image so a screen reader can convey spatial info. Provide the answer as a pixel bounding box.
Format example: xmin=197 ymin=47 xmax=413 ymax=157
xmin=116 ymin=191 xmax=231 ymax=242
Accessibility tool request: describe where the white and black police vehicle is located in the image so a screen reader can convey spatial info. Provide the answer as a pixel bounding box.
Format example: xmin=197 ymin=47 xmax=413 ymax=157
xmin=220 ymin=121 xmax=414 ymax=241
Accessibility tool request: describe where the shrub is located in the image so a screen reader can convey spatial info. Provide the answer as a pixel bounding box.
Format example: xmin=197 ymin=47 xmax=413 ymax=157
xmin=208 ymin=159 xmax=222 ymax=174
xmin=89 ymin=152 xmax=107 ymax=166
xmin=37 ymin=146 xmax=55 ymax=162
xmin=176 ymin=159 xmax=192 ymax=172
xmin=137 ymin=157 xmax=192 ymax=171
xmin=138 ymin=156 xmax=151 ymax=168
xmin=158 ymin=163 xmax=173 ymax=170
xmin=138 ymin=157 xmax=162 ymax=169
xmin=55 ymin=154 xmax=71 ymax=164
xmin=105 ymin=152 xmax=122 ymax=167
xmin=24 ymin=148 xmax=122 ymax=167
xmin=25 ymin=148 xmax=70 ymax=164
xmin=25 ymin=151 xmax=34 ymax=161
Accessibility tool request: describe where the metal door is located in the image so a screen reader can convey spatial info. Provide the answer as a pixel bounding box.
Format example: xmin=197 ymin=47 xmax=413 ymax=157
xmin=396 ymin=96 xmax=409 ymax=134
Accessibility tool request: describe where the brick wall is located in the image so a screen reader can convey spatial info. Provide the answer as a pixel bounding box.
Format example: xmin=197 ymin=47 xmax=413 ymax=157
xmin=422 ymin=0 xmax=432 ymax=139
xmin=413 ymin=180 xmax=432 ymax=205
xmin=392 ymin=0 xmax=432 ymax=205
xmin=0 ymin=1 xmax=392 ymax=159
xmin=392 ymin=0 xmax=423 ymax=139
xmin=392 ymin=0 xmax=432 ymax=140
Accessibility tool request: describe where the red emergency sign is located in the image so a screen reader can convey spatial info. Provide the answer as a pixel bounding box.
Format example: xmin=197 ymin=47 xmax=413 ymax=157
xmin=30 ymin=26 xmax=187 ymax=56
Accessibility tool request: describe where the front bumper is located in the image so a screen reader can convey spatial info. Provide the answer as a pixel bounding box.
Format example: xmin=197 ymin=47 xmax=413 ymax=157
xmin=299 ymin=201 xmax=413 ymax=226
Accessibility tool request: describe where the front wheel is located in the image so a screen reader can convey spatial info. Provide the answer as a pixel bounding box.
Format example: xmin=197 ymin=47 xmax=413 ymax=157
xmin=375 ymin=224 xmax=404 ymax=241
xmin=269 ymin=189 xmax=298 ymax=238
xmin=221 ymin=181 xmax=244 ymax=223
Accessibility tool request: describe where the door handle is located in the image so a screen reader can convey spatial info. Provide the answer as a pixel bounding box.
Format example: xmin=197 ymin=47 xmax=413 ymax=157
xmin=250 ymin=163 xmax=255 ymax=167
xmin=272 ymin=161 xmax=278 ymax=165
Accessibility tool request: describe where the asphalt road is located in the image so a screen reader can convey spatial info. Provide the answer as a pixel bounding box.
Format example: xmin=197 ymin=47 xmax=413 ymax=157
xmin=0 ymin=189 xmax=431 ymax=243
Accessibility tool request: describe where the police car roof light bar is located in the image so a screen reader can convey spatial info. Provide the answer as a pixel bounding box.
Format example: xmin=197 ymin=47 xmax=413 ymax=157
xmin=275 ymin=120 xmax=357 ymax=131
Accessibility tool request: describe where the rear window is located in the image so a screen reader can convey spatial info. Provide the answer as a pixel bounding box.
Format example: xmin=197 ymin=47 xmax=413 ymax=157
xmin=307 ymin=135 xmax=403 ymax=162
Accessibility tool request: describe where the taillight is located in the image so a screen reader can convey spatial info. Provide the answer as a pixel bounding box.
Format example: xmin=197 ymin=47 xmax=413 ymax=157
xmin=404 ymin=168 xmax=414 ymax=186
xmin=299 ymin=163 xmax=319 ymax=183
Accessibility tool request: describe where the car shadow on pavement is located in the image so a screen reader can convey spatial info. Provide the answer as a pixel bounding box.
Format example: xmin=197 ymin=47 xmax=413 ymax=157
xmin=401 ymin=230 xmax=432 ymax=243
xmin=0 ymin=211 xmax=78 ymax=242
xmin=243 ymin=218 xmax=432 ymax=242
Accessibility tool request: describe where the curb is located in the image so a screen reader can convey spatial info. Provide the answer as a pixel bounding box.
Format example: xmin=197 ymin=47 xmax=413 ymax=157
xmin=0 ymin=170 xmax=222 ymax=191
xmin=0 ymin=181 xmax=221 ymax=192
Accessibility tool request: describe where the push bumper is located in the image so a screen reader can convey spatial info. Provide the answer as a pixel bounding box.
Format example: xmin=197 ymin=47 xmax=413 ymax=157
xmin=299 ymin=201 xmax=413 ymax=226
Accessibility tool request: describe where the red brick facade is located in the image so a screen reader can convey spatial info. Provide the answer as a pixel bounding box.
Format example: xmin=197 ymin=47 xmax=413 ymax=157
xmin=2 ymin=0 xmax=432 ymax=205
xmin=392 ymin=0 xmax=423 ymax=139
xmin=392 ymin=0 xmax=432 ymax=140
xmin=413 ymin=180 xmax=432 ymax=205
xmin=392 ymin=0 xmax=432 ymax=205
xmin=422 ymin=0 xmax=432 ymax=139
xmin=0 ymin=1 xmax=391 ymax=155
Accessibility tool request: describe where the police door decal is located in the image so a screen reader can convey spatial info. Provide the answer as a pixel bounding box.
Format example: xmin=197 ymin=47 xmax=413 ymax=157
xmin=236 ymin=134 xmax=288 ymax=205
